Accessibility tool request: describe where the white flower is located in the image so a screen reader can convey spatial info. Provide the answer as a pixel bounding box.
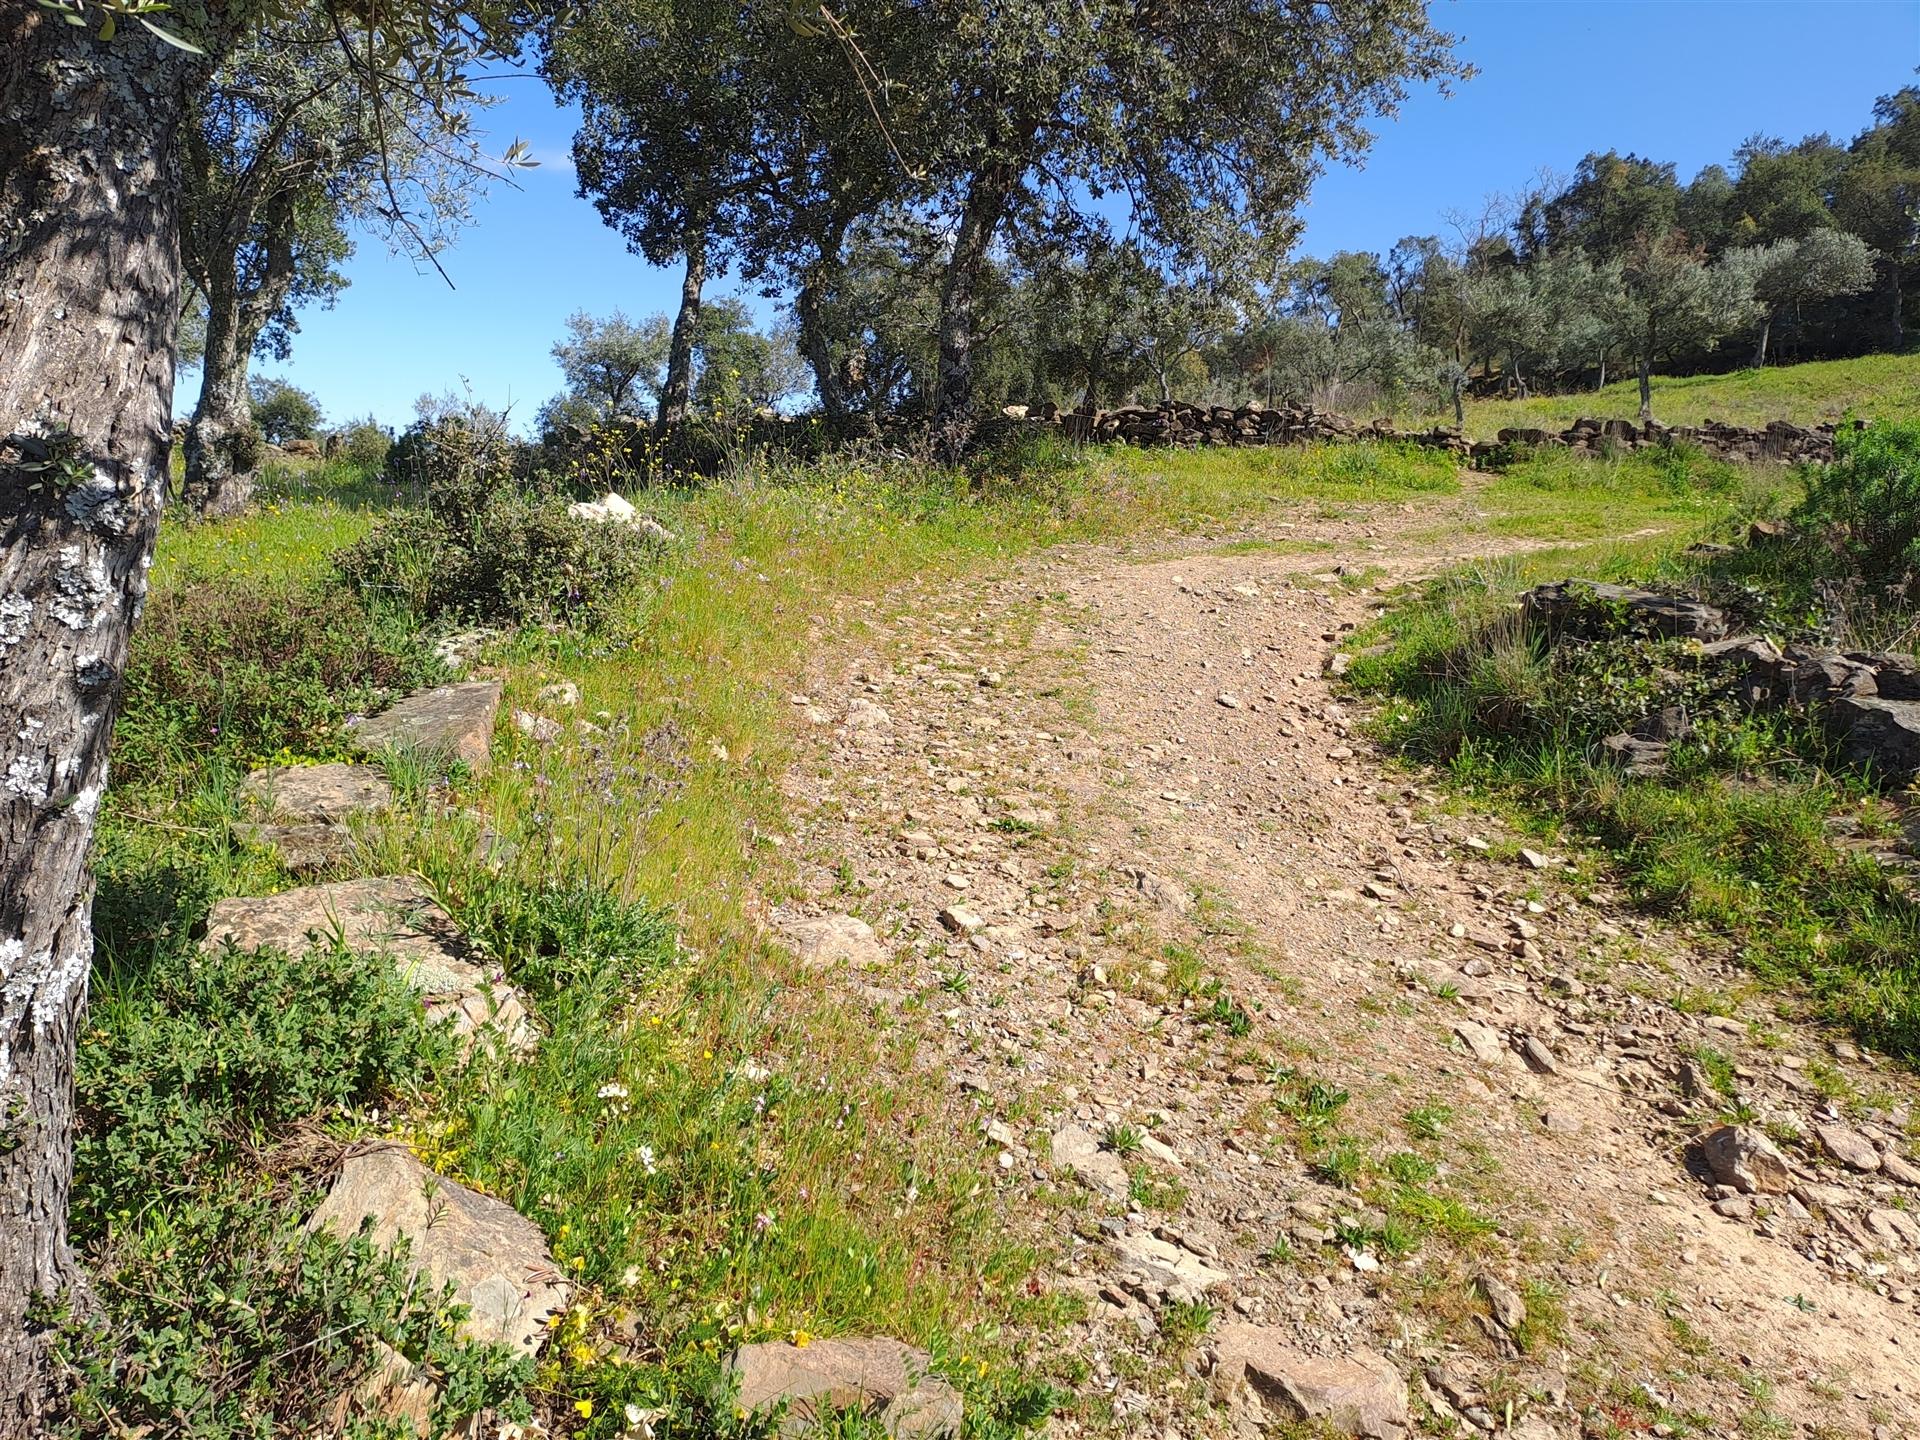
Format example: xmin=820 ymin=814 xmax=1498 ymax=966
xmin=597 ymin=1081 xmax=630 ymax=1101
xmin=637 ymin=1145 xmax=657 ymax=1175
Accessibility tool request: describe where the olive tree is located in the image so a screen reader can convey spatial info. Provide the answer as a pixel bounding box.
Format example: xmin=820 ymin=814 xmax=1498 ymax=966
xmin=0 ymin=3 xmax=532 ymax=1425
xmin=1723 ymin=229 xmax=1877 ymax=366
xmin=178 ymin=13 xmax=487 ymax=515
xmin=1616 ymin=229 xmax=1757 ymax=421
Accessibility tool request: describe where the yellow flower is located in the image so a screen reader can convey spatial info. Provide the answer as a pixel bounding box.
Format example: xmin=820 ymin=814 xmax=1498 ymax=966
xmin=790 ymin=1329 xmax=812 ymax=1349
xmin=575 ymin=1399 xmax=594 ymax=1419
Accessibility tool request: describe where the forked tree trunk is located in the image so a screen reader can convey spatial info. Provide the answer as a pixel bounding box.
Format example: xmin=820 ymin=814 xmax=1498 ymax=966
xmin=0 ymin=17 xmax=204 ymax=1431
xmin=182 ymin=272 xmax=256 ymax=517
xmin=657 ymin=227 xmax=707 ymax=428
xmin=932 ymin=150 xmax=1027 ymax=459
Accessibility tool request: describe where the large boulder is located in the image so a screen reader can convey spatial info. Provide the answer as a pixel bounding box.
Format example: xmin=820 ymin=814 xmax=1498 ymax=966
xmin=202 ymin=877 xmax=533 ymax=1051
xmin=349 ymin=680 xmax=502 ymax=773
xmin=726 ymin=1338 xmax=962 ymax=1438
xmin=309 ymin=1144 xmax=567 ymax=1355
xmin=1209 ymin=1327 xmax=1409 ymax=1439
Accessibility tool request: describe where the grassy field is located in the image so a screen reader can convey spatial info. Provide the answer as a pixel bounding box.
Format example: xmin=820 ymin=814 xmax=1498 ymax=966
xmin=1402 ymin=351 xmax=1920 ymax=439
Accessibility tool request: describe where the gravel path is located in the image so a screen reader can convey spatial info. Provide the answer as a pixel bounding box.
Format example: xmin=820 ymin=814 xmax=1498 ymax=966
xmin=776 ymin=496 xmax=1920 ymax=1440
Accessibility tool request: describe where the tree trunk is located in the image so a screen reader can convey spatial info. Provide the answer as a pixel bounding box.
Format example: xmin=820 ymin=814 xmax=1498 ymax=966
xmin=657 ymin=227 xmax=707 ymax=429
xmin=1753 ymin=313 xmax=1772 ymax=369
xmin=1596 ymin=353 xmax=1606 ymax=391
xmin=182 ymin=272 xmax=256 ymax=518
xmin=1450 ymin=373 xmax=1465 ymax=428
xmin=1637 ymin=325 xmax=1655 ymax=423
xmin=795 ymin=273 xmax=851 ymax=431
xmin=0 ymin=17 xmax=205 ymax=1432
xmin=932 ymin=156 xmax=1025 ymax=459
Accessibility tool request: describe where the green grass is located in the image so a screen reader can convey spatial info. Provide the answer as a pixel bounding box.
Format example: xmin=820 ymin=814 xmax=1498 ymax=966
xmin=1416 ymin=352 xmax=1920 ymax=440
xmin=1350 ymin=529 xmax=1920 ymax=1062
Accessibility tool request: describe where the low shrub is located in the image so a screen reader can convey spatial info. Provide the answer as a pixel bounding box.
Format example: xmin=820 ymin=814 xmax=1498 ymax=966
xmin=75 ymin=936 xmax=450 ymax=1230
xmin=331 ymin=416 xmax=395 ymax=473
xmin=1793 ymin=417 xmax=1920 ymax=585
xmin=335 ymin=488 xmax=659 ymax=629
xmin=116 ymin=577 xmax=444 ymax=792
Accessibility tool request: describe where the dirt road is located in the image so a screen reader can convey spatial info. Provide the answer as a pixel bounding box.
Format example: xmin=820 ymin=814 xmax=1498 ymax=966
xmin=777 ymin=497 xmax=1920 ymax=1440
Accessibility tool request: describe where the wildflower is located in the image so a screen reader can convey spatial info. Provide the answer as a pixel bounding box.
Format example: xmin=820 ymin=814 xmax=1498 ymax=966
xmin=753 ymin=1211 xmax=775 ymax=1233
xmin=621 ymin=1265 xmax=641 ymax=1288
xmin=598 ymin=1082 xmax=631 ymax=1101
xmin=637 ymin=1145 xmax=657 ymax=1175
xmin=790 ymin=1328 xmax=812 ymax=1348
xmin=575 ymin=1399 xmax=595 ymax=1419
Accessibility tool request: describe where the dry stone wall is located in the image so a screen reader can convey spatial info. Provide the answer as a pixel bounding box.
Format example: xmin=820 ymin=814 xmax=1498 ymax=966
xmin=1003 ymin=400 xmax=1849 ymax=467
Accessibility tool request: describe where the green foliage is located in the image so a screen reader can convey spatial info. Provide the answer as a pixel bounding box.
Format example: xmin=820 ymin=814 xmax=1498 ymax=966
xmin=75 ymin=937 xmax=450 ymax=1232
xmin=115 ymin=575 xmax=444 ymax=792
xmin=59 ymin=1190 xmax=531 ymax=1440
xmin=249 ymin=377 xmax=324 ymax=443
xmin=344 ymin=412 xmax=663 ymax=626
xmin=459 ymin=877 xmax=678 ymax=1002
xmin=335 ymin=487 xmax=661 ymax=629
xmin=332 ymin=416 xmax=395 ymax=472
xmin=1793 ymin=417 xmax=1920 ymax=584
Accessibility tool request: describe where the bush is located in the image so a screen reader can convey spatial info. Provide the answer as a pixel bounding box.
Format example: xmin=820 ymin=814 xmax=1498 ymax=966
xmin=249 ymin=377 xmax=324 ymax=444
xmin=75 ymin=936 xmax=450 ymax=1230
xmin=116 ymin=577 xmax=445 ymax=792
xmin=1794 ymin=418 xmax=1920 ymax=585
xmin=336 ymin=488 xmax=660 ymax=629
xmin=332 ymin=415 xmax=395 ymax=472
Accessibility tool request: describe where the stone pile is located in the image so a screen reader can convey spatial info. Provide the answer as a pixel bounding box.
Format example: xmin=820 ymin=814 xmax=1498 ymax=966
xmin=1520 ymin=578 xmax=1920 ymax=780
xmin=1004 ymin=399 xmax=1845 ymax=467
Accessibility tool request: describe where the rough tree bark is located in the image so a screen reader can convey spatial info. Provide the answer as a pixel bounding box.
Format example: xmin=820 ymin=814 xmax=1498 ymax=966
xmin=794 ymin=209 xmax=856 ymax=434
xmin=182 ymin=270 xmax=258 ymax=517
xmin=0 ymin=15 xmax=205 ymax=1430
xmin=1752 ymin=312 xmax=1773 ymax=369
xmin=182 ymin=186 xmax=301 ymax=517
xmin=656 ymin=225 xmax=706 ymax=429
xmin=931 ymin=159 xmax=1021 ymax=460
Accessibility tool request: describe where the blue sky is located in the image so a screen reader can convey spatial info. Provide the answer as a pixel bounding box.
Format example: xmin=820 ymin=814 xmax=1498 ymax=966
xmin=240 ymin=0 xmax=1920 ymax=431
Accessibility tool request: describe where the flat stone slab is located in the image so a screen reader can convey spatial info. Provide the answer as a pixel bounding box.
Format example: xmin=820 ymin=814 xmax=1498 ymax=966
xmin=309 ymin=1143 xmax=567 ymax=1356
xmin=726 ymin=1338 xmax=962 ymax=1438
xmin=236 ymin=763 xmax=393 ymax=874
xmin=349 ymin=680 xmax=502 ymax=772
xmin=776 ymin=913 xmax=886 ymax=969
xmin=202 ymin=877 xmax=532 ymax=1050
xmin=1107 ymin=1229 xmax=1228 ymax=1304
xmin=1210 ymin=1327 xmax=1409 ymax=1439
xmin=1050 ymin=1124 xmax=1132 ymax=1203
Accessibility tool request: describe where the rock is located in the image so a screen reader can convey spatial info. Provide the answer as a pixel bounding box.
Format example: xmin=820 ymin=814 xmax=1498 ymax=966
xmin=350 ymin=680 xmax=503 ymax=773
xmin=309 ymin=1143 xmax=567 ymax=1356
xmin=1601 ymin=733 xmax=1669 ymax=777
xmin=1107 ymin=1230 xmax=1228 ymax=1303
xmin=1519 ymin=1036 xmax=1559 ymax=1075
xmin=1698 ymin=1124 xmax=1793 ymax=1196
xmin=235 ymin=762 xmax=392 ymax=874
xmin=1478 ymin=1273 xmax=1527 ymax=1331
xmin=845 ymin=698 xmax=894 ymax=731
xmin=1452 ymin=1020 xmax=1507 ymax=1065
xmin=203 ymin=877 xmax=533 ymax=1051
xmin=778 ymin=914 xmax=886 ymax=970
xmin=1748 ymin=518 xmax=1792 ymax=546
xmin=568 ymin=492 xmax=675 ymax=543
xmin=726 ymin=1338 xmax=961 ymax=1439
xmin=938 ymin=904 xmax=984 ymax=935
xmin=1881 ymin=1150 xmax=1920 ymax=1187
xmin=1814 ymin=1122 xmax=1882 ymax=1173
xmin=1523 ymin=580 xmax=1728 ymax=642
xmin=1050 ymin=1125 xmax=1131 ymax=1203
xmin=1210 ymin=1327 xmax=1409 ymax=1440
xmin=536 ymin=681 xmax=580 ymax=707
xmin=513 ymin=709 xmax=564 ymax=742
xmin=1136 ymin=871 xmax=1192 ymax=915
xmin=432 ymin=628 xmax=499 ymax=672
xmin=1864 ymin=651 xmax=1920 ymax=702
xmin=1866 ymin=1208 xmax=1920 ymax=1250
xmin=1831 ymin=696 xmax=1920 ymax=779
xmin=240 ymin=761 xmax=391 ymax=822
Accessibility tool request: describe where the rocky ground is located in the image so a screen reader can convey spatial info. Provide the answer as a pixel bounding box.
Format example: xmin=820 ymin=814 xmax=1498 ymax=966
xmin=772 ymin=493 xmax=1920 ymax=1440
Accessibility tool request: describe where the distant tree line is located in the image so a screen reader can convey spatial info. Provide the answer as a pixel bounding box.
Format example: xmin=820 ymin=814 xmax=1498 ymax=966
xmin=536 ymin=77 xmax=1918 ymax=431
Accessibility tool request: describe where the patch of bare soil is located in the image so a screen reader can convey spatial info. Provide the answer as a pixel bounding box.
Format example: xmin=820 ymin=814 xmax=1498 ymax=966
xmin=775 ymin=499 xmax=1920 ymax=1440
